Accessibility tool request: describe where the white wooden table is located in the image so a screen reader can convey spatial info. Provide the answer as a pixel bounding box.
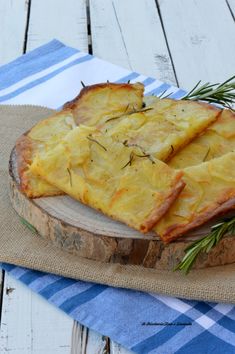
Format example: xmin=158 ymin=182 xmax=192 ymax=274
xmin=0 ymin=0 xmax=234 ymax=352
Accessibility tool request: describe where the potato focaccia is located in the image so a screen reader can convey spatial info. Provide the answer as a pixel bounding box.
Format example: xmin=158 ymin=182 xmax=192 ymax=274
xmin=169 ymin=109 xmax=235 ymax=169
xmin=16 ymin=83 xmax=144 ymax=198
xmin=98 ymin=97 xmax=221 ymax=161
xmin=30 ymin=126 xmax=185 ymax=233
xmin=16 ymin=110 xmax=77 ymax=197
xmin=154 ymin=152 xmax=235 ymax=242
xmin=64 ymin=82 xmax=144 ymax=126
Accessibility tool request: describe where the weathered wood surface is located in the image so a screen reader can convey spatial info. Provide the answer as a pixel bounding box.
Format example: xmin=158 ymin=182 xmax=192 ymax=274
xmin=158 ymin=0 xmax=235 ymax=89
xmin=89 ymin=0 xmax=177 ymax=84
xmin=0 ymin=0 xmax=28 ymax=65
xmin=27 ymin=0 xmax=89 ymax=53
xmin=1 ymin=0 xmax=235 ymax=353
xmin=0 ymin=274 xmax=73 ymax=354
xmin=9 ymin=147 xmax=235 ymax=271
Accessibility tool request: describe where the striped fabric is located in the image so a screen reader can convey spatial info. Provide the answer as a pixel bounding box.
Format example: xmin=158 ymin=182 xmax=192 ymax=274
xmin=1 ymin=40 xmax=235 ymax=353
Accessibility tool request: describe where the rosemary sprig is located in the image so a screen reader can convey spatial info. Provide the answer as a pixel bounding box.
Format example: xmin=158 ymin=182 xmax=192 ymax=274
xmin=175 ymin=217 xmax=235 ymax=274
xmin=182 ymin=75 xmax=235 ymax=109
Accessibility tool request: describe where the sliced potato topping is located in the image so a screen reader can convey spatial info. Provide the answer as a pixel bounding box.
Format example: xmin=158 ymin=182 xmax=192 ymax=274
xmin=16 ymin=110 xmax=77 ymax=197
xmin=99 ymin=98 xmax=220 ymax=161
xmin=30 ymin=126 xmax=184 ymax=233
xmin=169 ymin=109 xmax=235 ymax=168
xmin=154 ymin=152 xmax=235 ymax=242
xmin=64 ymin=82 xmax=144 ymax=126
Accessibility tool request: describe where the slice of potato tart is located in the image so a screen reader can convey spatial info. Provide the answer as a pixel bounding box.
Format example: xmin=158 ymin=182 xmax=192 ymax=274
xmin=30 ymin=126 xmax=185 ymax=233
xmin=169 ymin=109 xmax=235 ymax=169
xmin=99 ymin=97 xmax=220 ymax=162
xmin=154 ymin=152 xmax=235 ymax=242
xmin=16 ymin=110 xmax=76 ymax=197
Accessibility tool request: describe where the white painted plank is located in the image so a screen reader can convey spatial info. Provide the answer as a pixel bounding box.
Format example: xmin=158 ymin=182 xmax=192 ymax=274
xmin=27 ymin=0 xmax=88 ymax=52
xmin=0 ymin=0 xmax=28 ymax=65
xmin=159 ymin=0 xmax=235 ymax=89
xmin=71 ymin=322 xmax=109 ymax=353
xmin=90 ymin=0 xmax=176 ymax=84
xmin=227 ymin=0 xmax=235 ymax=17
xmin=0 ymin=274 xmax=73 ymax=353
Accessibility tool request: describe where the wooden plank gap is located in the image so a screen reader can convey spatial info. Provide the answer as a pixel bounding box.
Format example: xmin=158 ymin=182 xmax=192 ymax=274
xmin=0 ymin=271 xmax=4 ymax=324
xmin=103 ymin=335 xmax=110 ymax=354
xmin=155 ymin=0 xmax=179 ymax=86
xmin=0 ymin=270 xmax=5 ymax=327
xmin=226 ymin=0 xmax=235 ymax=21
xmin=23 ymin=0 xmax=32 ymax=53
xmin=86 ymin=0 xmax=93 ymax=54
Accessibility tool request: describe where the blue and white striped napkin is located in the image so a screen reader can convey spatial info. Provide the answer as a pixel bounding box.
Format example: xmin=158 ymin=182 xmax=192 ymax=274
xmin=1 ymin=40 xmax=235 ymax=354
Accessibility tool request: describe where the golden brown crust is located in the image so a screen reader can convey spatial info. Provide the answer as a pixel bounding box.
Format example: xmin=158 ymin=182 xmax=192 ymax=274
xmin=63 ymin=82 xmax=144 ymax=126
xmin=16 ymin=134 xmax=35 ymax=196
xmin=161 ymin=196 xmax=235 ymax=243
xmin=63 ymin=82 xmax=143 ymax=110
xmin=15 ymin=109 xmax=74 ymax=198
xmin=140 ymin=173 xmax=185 ymax=232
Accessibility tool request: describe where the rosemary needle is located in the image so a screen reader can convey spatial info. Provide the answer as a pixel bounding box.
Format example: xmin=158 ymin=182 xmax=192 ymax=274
xmin=87 ymin=136 xmax=107 ymax=151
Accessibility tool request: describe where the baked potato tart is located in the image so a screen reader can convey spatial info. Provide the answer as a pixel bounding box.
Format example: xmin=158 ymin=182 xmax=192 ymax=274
xmin=16 ymin=83 xmax=145 ymax=198
xmin=99 ymin=97 xmax=220 ymax=161
xmin=169 ymin=109 xmax=235 ymax=168
xmin=154 ymin=152 xmax=235 ymax=242
xmin=30 ymin=126 xmax=185 ymax=233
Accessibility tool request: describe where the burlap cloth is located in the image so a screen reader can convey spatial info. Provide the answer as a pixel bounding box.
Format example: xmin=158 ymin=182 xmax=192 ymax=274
xmin=1 ymin=105 xmax=235 ymax=303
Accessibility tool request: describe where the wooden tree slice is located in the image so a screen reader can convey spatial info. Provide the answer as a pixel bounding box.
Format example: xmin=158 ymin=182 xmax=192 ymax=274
xmin=9 ymin=147 xmax=235 ymax=270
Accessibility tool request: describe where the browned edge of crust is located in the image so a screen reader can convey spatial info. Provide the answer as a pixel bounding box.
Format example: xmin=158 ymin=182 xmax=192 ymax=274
xmin=140 ymin=172 xmax=186 ymax=233
xmin=63 ymin=82 xmax=144 ymax=111
xmin=162 ymin=196 xmax=235 ymax=243
xmin=15 ymin=133 xmax=35 ymax=197
xmin=15 ymin=109 xmax=74 ymax=198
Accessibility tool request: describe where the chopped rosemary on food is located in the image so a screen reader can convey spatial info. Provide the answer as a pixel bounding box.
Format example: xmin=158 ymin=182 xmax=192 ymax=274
xmin=105 ymin=107 xmax=153 ymax=123
xmin=121 ymin=152 xmax=135 ymax=169
xmin=174 ymin=217 xmax=235 ymax=274
xmin=67 ymin=168 xmax=72 ymax=187
xmin=87 ymin=136 xmax=107 ymax=151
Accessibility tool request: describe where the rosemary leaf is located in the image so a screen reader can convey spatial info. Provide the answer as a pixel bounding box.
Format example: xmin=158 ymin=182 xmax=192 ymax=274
xmin=67 ymin=168 xmax=72 ymax=187
xmin=20 ymin=217 xmax=37 ymax=234
xmin=105 ymin=107 xmax=153 ymax=123
xmin=87 ymin=136 xmax=107 ymax=151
